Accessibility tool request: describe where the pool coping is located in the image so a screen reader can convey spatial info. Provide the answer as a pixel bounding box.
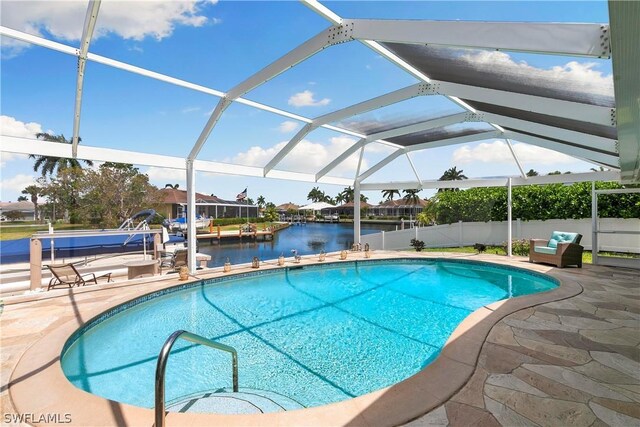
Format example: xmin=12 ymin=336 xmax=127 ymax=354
xmin=8 ymin=253 xmax=583 ymax=426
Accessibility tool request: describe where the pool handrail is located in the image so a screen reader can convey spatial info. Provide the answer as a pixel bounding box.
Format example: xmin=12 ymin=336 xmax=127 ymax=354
xmin=155 ymin=329 xmax=238 ymax=427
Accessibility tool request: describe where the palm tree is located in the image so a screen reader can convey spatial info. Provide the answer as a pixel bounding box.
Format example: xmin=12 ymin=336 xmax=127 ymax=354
xmin=417 ymin=197 xmax=438 ymax=225
xmin=382 ymin=189 xmax=401 ymax=201
xmin=307 ymin=186 xmax=325 ymax=202
xmin=439 ymin=166 xmax=468 ymax=181
xmin=438 ymin=166 xmax=468 ymax=192
xmin=339 ymin=186 xmax=355 ymax=203
xmin=165 ymin=183 xmax=180 ymax=189
xmin=403 ymin=189 xmax=422 ymax=218
xmin=403 ymin=189 xmax=421 ymax=204
xmin=29 ymin=133 xmax=93 ymax=177
xmin=256 ymin=195 xmax=266 ymax=208
xmin=22 ymin=185 xmax=42 ymax=221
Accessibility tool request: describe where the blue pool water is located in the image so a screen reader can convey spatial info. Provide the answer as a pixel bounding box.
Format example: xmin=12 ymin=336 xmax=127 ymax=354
xmin=61 ymin=259 xmax=557 ymax=410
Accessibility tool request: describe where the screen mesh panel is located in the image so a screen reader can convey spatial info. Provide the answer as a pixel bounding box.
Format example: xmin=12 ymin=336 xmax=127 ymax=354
xmin=333 ymin=95 xmax=464 ymax=136
xmin=504 ymin=127 xmax=618 ymax=156
xmin=386 ymin=124 xmax=495 ymax=147
xmin=466 ymin=100 xmax=617 ymax=139
xmin=382 ymin=43 xmax=615 ymax=108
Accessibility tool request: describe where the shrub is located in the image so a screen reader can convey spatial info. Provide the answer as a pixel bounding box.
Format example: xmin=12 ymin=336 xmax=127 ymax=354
xmin=211 ymin=217 xmax=266 ymax=226
xmin=410 ymin=238 xmax=425 ymax=252
xmin=435 ymin=181 xmax=640 ymax=224
xmin=4 ymin=210 xmax=25 ymax=221
xmin=502 ymin=238 xmax=530 ymax=256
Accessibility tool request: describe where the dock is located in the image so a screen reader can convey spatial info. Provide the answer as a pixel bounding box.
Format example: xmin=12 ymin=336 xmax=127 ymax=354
xmin=195 ymin=222 xmax=289 ymax=242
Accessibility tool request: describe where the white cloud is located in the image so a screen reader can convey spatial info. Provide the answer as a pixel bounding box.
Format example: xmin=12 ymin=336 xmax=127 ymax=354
xmin=452 ymin=140 xmax=576 ymax=165
xmin=0 ymin=174 xmax=37 ymax=197
xmin=145 ymin=167 xmax=186 ymax=183
xmin=277 ymin=121 xmax=299 ymax=133
xmin=1 ymin=0 xmax=220 ymax=57
xmin=1 ymin=115 xmax=43 ymax=138
xmin=460 ymin=51 xmax=613 ymax=95
xmin=0 ymin=152 xmax=29 ymax=167
xmin=0 ymin=116 xmax=43 ymax=166
xmin=231 ymin=135 xmax=363 ymax=176
xmin=288 ymin=90 xmax=330 ymax=107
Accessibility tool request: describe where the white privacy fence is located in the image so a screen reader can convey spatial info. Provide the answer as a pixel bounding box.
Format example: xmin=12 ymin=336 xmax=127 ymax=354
xmin=362 ymin=218 xmax=640 ymax=253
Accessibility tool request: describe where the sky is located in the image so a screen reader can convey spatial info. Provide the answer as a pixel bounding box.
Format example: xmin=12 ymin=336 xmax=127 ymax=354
xmin=0 ymin=0 xmax=613 ymax=207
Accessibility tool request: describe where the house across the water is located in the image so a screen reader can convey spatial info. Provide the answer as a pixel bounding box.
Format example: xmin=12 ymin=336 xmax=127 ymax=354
xmin=158 ymin=189 xmax=258 ymax=220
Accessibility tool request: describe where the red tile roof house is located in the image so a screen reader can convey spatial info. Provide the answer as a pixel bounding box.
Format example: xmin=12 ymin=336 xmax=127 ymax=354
xmin=158 ymin=189 xmax=258 ymax=221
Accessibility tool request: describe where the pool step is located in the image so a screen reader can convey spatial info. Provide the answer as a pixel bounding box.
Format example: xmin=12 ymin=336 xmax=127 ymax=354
xmin=166 ymin=387 xmax=304 ymax=414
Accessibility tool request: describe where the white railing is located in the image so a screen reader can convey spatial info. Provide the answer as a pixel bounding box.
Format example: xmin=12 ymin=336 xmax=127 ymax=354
xmin=362 ymin=218 xmax=640 ymax=253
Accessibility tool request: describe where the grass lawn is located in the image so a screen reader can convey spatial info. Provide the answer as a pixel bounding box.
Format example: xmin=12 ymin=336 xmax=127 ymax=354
xmin=415 ymin=245 xmax=638 ymax=264
xmin=0 ymin=223 xmax=97 ymax=241
xmin=0 ymin=221 xmax=284 ymax=240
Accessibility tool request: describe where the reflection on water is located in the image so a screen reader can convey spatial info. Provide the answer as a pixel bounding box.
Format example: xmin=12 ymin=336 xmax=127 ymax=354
xmin=198 ymin=222 xmax=394 ymax=267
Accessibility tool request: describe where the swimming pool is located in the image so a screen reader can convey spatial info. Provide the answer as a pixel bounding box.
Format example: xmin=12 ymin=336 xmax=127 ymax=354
xmin=61 ymin=259 xmax=557 ymax=413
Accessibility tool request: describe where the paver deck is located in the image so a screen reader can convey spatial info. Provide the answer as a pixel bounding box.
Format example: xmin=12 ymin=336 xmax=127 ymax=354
xmin=408 ymin=260 xmax=640 ymax=427
xmin=1 ymin=252 xmax=638 ymax=426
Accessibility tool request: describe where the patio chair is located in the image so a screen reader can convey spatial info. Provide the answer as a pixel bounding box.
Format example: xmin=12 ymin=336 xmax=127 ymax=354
xmin=160 ymin=248 xmax=188 ymax=273
xmin=47 ymin=263 xmax=112 ymax=291
xmin=529 ymin=231 xmax=584 ymax=268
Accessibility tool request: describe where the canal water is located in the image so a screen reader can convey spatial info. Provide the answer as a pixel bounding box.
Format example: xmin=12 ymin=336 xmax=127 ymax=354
xmin=198 ymin=222 xmax=394 ymax=267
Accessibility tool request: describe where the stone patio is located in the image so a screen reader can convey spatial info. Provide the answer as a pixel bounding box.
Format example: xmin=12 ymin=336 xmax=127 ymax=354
xmin=408 ymin=263 xmax=640 ymax=426
xmin=1 ymin=252 xmax=638 ymax=426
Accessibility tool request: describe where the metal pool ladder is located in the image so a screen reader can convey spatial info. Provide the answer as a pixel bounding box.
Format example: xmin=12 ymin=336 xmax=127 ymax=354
xmin=155 ymin=330 xmax=239 ymax=427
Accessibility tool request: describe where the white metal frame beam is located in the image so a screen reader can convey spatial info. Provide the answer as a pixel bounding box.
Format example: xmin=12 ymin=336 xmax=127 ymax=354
xmin=226 ymin=26 xmax=353 ymax=101
xmin=264 ymin=83 xmax=425 ymax=174
xmin=71 ymin=0 xmax=101 ymax=158
xmin=480 ymin=112 xmax=618 ymax=154
xmin=357 ymin=130 xmax=502 ymax=183
xmin=505 ymin=138 xmax=527 ymax=178
xmin=609 ymin=1 xmax=640 ymax=183
xmin=358 ymin=149 xmax=405 ymax=181
xmin=360 ymin=170 xmax=621 ymax=191
xmin=190 ymin=25 xmax=354 ymax=160
xmin=315 ymin=112 xmax=470 ymax=180
xmin=345 ymin=19 xmax=611 ymax=58
xmin=431 ymin=80 xmax=616 ymax=126
xmin=503 ymin=131 xmax=619 ymax=168
xmin=370 ymin=112 xmax=471 ymax=142
xmin=315 ymin=138 xmax=367 ymax=181
xmin=1 ymin=136 xmax=353 ymax=186
xmin=403 ymin=130 xmax=503 ymax=154
xmin=0 ymin=26 xmax=363 ymax=156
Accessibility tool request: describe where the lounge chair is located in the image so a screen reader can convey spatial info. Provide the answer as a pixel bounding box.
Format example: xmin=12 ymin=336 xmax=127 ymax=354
xmin=529 ymin=231 xmax=584 ymax=268
xmin=160 ymin=249 xmax=188 ymax=273
xmin=47 ymin=263 xmax=112 ymax=291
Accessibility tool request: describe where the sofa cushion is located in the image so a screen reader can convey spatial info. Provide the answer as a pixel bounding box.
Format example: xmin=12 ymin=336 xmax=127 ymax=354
xmin=549 ymin=231 xmax=580 ymax=248
xmin=534 ymin=246 xmax=557 ymax=255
